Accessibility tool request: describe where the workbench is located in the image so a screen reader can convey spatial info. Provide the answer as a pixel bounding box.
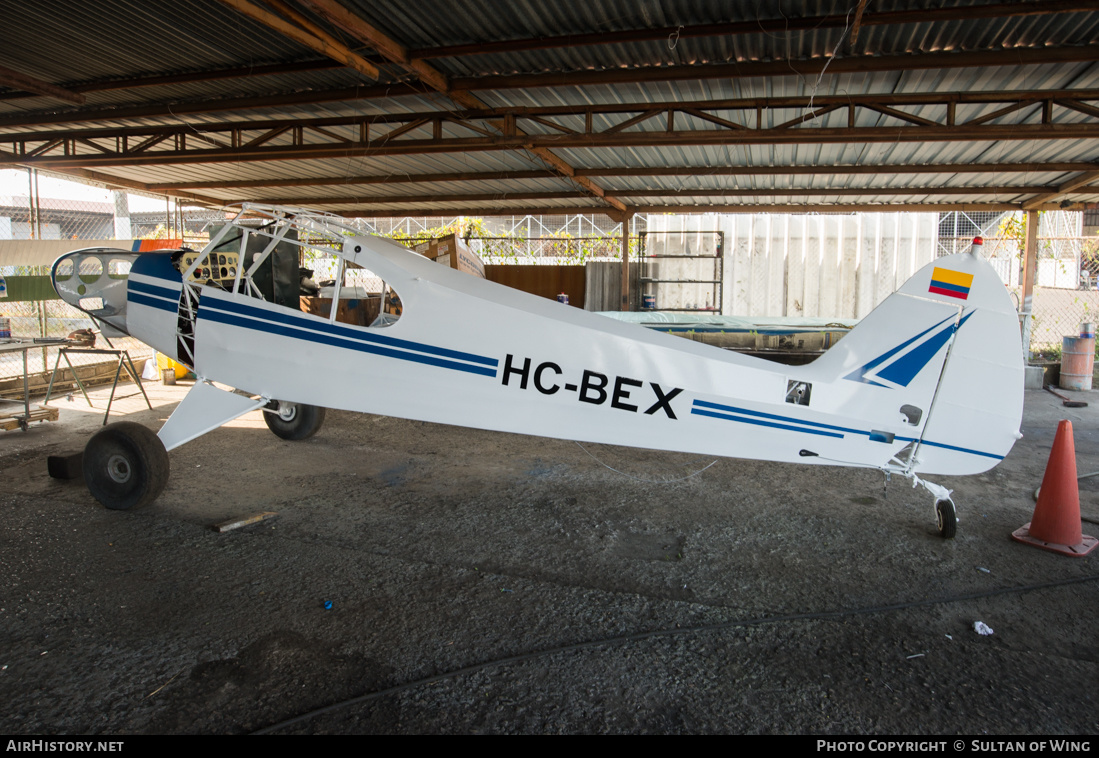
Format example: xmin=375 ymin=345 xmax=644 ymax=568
xmin=0 ymin=339 xmax=64 ymax=431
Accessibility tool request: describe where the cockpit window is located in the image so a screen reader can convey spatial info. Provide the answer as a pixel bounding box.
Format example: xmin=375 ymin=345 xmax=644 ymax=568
xmin=297 ymin=251 xmax=398 ymax=328
xmin=108 ymin=259 xmax=132 ymax=278
xmin=78 ymin=257 xmax=103 ymax=283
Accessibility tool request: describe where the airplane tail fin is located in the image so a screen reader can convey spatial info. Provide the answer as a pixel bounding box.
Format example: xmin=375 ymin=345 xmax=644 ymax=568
xmin=803 ymin=250 xmax=1024 ymax=475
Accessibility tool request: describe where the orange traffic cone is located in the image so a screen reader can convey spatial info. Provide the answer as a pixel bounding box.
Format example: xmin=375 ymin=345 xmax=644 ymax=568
xmin=1012 ymin=420 xmax=1097 ymax=557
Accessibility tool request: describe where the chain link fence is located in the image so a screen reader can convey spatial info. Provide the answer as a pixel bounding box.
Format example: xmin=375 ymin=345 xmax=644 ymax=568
xmin=1 ymin=169 xmax=211 ymax=393
xmin=7 ymin=167 xmax=1099 ymax=387
xmin=472 ymin=235 xmax=638 ymax=264
xmin=943 ymin=234 xmax=1099 ymax=357
xmin=938 ymin=211 xmax=1099 ymax=358
xmin=1023 ymin=236 xmax=1099 ymax=358
xmin=2 ymin=171 xmax=646 ymax=395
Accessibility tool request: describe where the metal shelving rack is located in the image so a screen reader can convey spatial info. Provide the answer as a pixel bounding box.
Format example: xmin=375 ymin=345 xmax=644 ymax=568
xmin=637 ymin=231 xmax=724 ymax=314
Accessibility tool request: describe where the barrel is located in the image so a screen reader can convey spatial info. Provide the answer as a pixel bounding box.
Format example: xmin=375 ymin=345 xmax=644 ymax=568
xmin=642 ymin=294 xmax=656 ymax=310
xmin=1059 ymin=335 xmax=1095 ymax=391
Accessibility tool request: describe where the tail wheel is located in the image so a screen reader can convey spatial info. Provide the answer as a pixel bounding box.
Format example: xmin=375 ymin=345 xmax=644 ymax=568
xmin=936 ymin=499 xmax=957 ymax=539
xmin=83 ymin=421 xmax=170 ymax=510
xmin=263 ymin=402 xmax=326 ymax=441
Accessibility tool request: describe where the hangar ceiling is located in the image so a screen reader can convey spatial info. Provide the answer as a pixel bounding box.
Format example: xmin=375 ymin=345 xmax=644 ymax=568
xmin=1 ymin=0 xmax=1098 ymax=220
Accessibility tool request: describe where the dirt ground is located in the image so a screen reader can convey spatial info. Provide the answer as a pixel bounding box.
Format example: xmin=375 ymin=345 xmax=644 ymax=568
xmin=0 ymin=378 xmax=1097 ymax=735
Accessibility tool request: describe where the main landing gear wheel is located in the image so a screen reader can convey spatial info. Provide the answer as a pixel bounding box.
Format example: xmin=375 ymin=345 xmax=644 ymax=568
xmin=82 ymin=421 xmax=170 ymax=511
xmin=936 ymin=499 xmax=957 ymax=539
xmin=263 ymin=401 xmax=326 ymax=441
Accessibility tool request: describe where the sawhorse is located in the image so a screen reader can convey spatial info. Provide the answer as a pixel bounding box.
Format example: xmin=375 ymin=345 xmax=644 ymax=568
xmin=45 ymin=348 xmax=152 ymax=425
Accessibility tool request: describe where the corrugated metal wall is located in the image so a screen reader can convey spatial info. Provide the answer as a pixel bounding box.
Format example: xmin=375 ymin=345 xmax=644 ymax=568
xmin=644 ymin=213 xmax=938 ymax=320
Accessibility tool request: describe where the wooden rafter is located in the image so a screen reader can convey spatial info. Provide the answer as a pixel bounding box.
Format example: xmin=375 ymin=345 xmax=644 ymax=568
xmin=6 ymin=89 xmax=1099 ymax=171
xmin=0 ymin=60 xmax=345 ymax=103
xmin=297 ymin=202 xmax=1031 ymax=219
xmin=252 ymin=185 xmax=1081 ymax=206
xmin=4 ymin=2 xmax=1099 ymax=219
xmin=297 ymin=0 xmax=627 ymax=214
xmin=0 ymin=3 xmax=1091 ymax=106
xmin=408 ymin=1 xmax=1099 ymax=60
xmin=0 ymin=64 xmax=84 ymax=105
xmin=447 ymin=46 xmax=1099 ymax=93
xmin=6 ymin=123 xmax=1099 ymax=168
xmin=4 ymin=49 xmax=1097 ymax=131
xmin=1022 ymin=170 xmax=1099 ymax=210
xmin=214 ymin=0 xmax=380 ymax=80
xmin=0 ymin=1 xmax=1089 ymax=112
xmin=139 ymin=162 xmax=1099 ymax=191
xmin=6 ymin=89 xmax=1097 ymax=145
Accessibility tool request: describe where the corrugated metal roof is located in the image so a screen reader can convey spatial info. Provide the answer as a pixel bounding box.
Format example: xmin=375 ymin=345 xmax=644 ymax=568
xmin=0 ymin=0 xmax=1096 ymax=216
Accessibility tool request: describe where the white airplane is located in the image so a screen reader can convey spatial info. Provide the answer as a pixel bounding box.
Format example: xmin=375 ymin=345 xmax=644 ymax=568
xmin=51 ymin=204 xmax=1023 ymax=537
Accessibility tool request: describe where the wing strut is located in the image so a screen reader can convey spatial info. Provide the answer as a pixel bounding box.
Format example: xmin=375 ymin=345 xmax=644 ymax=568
xmin=157 ymin=380 xmax=267 ymax=452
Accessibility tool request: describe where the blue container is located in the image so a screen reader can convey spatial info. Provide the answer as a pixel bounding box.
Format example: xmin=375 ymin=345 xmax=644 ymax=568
xmin=642 ymin=294 xmax=656 ymax=310
xmin=557 ymin=293 xmax=569 ymax=305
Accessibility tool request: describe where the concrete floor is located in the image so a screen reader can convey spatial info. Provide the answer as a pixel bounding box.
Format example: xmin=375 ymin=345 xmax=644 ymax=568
xmin=1 ymin=378 xmax=1097 ymax=734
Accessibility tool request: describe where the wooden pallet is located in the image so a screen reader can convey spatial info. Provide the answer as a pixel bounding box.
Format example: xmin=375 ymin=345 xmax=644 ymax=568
xmin=0 ymin=404 xmax=60 ymax=431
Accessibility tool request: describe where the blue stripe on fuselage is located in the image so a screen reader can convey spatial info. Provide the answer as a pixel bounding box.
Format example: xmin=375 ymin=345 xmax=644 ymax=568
xmin=199 ymin=296 xmax=497 ymax=378
xmin=129 ymin=278 xmax=181 ymax=305
xmin=690 ymin=399 xmax=1003 ymax=460
xmin=128 ymin=290 xmax=177 ymax=313
xmin=203 ymin=296 xmax=498 ymax=369
xmin=691 ymin=407 xmax=845 ymax=438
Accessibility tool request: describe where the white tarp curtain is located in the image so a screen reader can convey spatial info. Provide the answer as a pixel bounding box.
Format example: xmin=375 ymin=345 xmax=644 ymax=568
xmin=645 ymin=213 xmax=938 ymax=320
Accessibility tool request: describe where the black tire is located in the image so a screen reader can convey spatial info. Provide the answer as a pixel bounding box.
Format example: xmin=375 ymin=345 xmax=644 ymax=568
xmin=935 ymin=499 xmax=957 ymax=539
xmin=263 ymin=402 xmax=326 ymax=441
xmin=83 ymin=421 xmax=170 ymax=511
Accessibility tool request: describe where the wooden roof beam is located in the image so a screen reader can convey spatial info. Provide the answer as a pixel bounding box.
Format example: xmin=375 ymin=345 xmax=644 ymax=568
xmin=299 ymin=0 xmax=626 ymax=214
xmin=315 ymin=202 xmax=1023 ymax=218
xmin=0 ymin=64 xmax=85 ymax=105
xmin=327 ymin=205 xmax=628 ymax=220
xmin=254 ymin=185 xmax=1072 ymax=206
xmin=147 ymin=170 xmax=560 ymax=191
xmin=215 ymin=0 xmax=380 ymax=80
xmin=9 ymin=123 xmax=1099 ymax=169
xmin=449 ymin=46 xmax=1099 ymax=92
xmin=142 ymin=163 xmax=1099 ymax=191
xmin=578 ymin=162 xmax=1099 ymax=178
xmin=0 ymin=60 xmax=345 ymax=103
xmin=636 ymin=203 xmax=1023 ymax=214
xmin=9 ymin=87 xmax=1099 ymax=141
xmin=410 ymin=1 xmax=1099 ymax=60
xmin=1023 ymin=169 xmax=1099 ymax=210
xmin=298 ymin=0 xmax=446 ymax=90
xmin=5 ymin=69 xmax=1098 ymax=131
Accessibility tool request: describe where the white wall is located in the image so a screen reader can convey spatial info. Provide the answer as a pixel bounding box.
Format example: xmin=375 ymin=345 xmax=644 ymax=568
xmin=644 ymin=213 xmax=938 ymax=319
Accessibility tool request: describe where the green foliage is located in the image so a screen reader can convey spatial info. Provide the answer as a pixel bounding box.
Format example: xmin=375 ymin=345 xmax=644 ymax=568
xmin=1032 ymin=343 xmax=1062 ymax=362
xmin=998 ymin=211 xmax=1055 ymax=257
xmin=383 ymin=218 xmax=639 ymax=265
xmin=387 ymin=218 xmax=492 ymax=247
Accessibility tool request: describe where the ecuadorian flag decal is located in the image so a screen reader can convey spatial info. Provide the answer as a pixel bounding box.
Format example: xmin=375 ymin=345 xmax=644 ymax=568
xmin=928 ymin=267 xmax=973 ymax=300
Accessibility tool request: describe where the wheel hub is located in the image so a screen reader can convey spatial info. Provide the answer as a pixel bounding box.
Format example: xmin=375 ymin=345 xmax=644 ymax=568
xmin=277 ymin=403 xmax=298 ymax=422
xmin=107 ymin=454 xmax=132 ymax=484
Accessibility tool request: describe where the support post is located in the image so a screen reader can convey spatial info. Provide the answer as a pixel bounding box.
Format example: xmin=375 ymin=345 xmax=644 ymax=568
xmin=28 ymin=168 xmax=40 ymax=240
xmin=112 ymin=190 xmax=131 ymax=240
xmin=1019 ymin=210 xmax=1039 ymax=359
xmin=620 ymin=213 xmax=633 ymax=311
